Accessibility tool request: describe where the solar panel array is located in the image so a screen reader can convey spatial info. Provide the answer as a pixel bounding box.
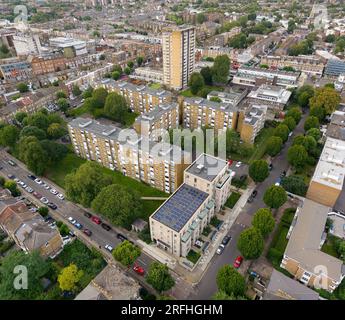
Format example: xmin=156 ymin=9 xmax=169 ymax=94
xmin=152 ymin=184 xmax=209 ymax=232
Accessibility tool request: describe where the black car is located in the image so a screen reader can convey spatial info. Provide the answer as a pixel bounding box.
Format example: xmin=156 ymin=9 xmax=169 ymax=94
xmin=27 ymin=174 xmax=37 ymax=180
xmin=268 ymin=163 xmax=273 ymax=171
xmin=44 ymin=215 xmax=53 ymax=222
xmin=0 ymin=166 xmax=3 ymax=170
xmin=221 ymin=235 xmax=232 ymax=246
xmin=247 ymin=196 xmax=254 ymax=203
xmin=117 ymin=233 xmax=127 ymax=242
xmin=251 ymin=190 xmax=258 ymax=198
xmin=84 ymin=212 xmax=92 ymax=218
xmin=48 ymin=202 xmax=57 ymax=210
xmin=280 ymin=171 xmax=287 ymax=178
xmin=101 ymin=223 xmax=111 ymax=231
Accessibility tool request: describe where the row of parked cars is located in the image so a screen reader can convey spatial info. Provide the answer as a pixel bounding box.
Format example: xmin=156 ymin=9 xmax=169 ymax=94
xmin=216 ymin=235 xmax=243 ymax=269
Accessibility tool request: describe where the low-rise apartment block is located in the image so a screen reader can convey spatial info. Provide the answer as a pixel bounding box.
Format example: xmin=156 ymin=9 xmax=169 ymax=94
xmin=232 ymin=66 xmax=300 ymax=88
xmin=0 ymin=200 xmax=63 ymax=259
xmin=150 ymin=154 xmax=233 ymax=257
xmin=247 ymin=84 xmax=292 ymax=115
xmin=130 ymin=67 xmax=164 ymax=84
xmin=134 ymin=102 xmax=179 ymax=141
xmin=260 ymin=55 xmax=325 ymax=77
xmin=29 ymin=54 xmax=67 ymax=76
xmin=68 ymin=118 xmax=191 ymax=193
xmin=237 ymin=105 xmax=267 ymax=144
xmin=281 ymin=199 xmax=345 ymax=293
xmin=0 ymin=59 xmax=32 ymax=83
xmin=326 ymin=110 xmax=345 ymax=141
xmin=181 ymin=97 xmax=238 ymax=131
xmin=306 ymin=137 xmax=345 ymax=207
xmin=99 ymin=80 xmax=173 ymax=115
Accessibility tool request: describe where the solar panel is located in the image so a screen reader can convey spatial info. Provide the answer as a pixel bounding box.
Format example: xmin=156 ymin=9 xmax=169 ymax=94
xmin=152 ymin=184 xmax=209 ymax=232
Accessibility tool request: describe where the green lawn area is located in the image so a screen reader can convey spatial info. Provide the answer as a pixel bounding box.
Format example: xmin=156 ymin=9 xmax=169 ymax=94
xmin=67 ymin=104 xmax=91 ymax=117
xmin=248 ymin=127 xmax=275 ymax=163
xmin=149 ymin=83 xmax=162 ymax=90
xmin=186 ymin=249 xmax=201 ymax=264
xmin=267 ymin=208 xmax=296 ymax=271
xmin=225 ymin=192 xmax=241 ymax=209
xmin=321 ymin=234 xmax=342 ymax=259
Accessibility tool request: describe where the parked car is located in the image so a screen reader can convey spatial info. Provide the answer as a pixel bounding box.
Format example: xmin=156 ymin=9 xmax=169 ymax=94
xmin=233 ymin=256 xmax=243 ymax=268
xmin=280 ymin=171 xmax=286 ymax=178
xmin=216 ymin=244 xmax=225 ymax=255
xmin=84 ymin=212 xmax=92 ymax=218
xmin=91 ymin=216 xmax=102 ymax=225
xmin=33 ymin=192 xmax=42 ymax=199
xmin=68 ymin=217 xmax=76 ymax=225
xmin=235 ymin=161 xmax=242 ymax=168
xmin=133 ymin=265 xmax=145 ymax=276
xmin=57 ymin=193 xmax=64 ymax=200
xmin=268 ymin=163 xmax=273 ymax=171
xmin=8 ymin=160 xmax=16 ymax=166
xmin=83 ymin=229 xmax=92 ymax=237
xmin=248 ymin=196 xmax=254 ymax=203
xmin=50 ymin=189 xmax=58 ymax=195
xmin=27 ymin=174 xmax=36 ymax=180
xmin=221 ymin=235 xmax=232 ymax=246
xmin=25 ymin=186 xmax=33 ymax=193
xmin=48 ymin=202 xmax=57 ymax=210
xmin=34 ymin=178 xmax=43 ymax=185
xmin=275 ymin=178 xmax=282 ymax=186
xmin=116 ymin=233 xmax=127 ymax=242
xmin=42 ymin=183 xmax=50 ymax=190
xmin=7 ymin=174 xmax=15 ymax=179
xmin=101 ymin=223 xmax=111 ymax=231
xmin=74 ymin=223 xmax=82 ymax=230
xmin=251 ymin=190 xmax=258 ymax=198
xmin=40 ymin=197 xmax=49 ymax=204
xmin=105 ymin=244 xmax=113 ymax=252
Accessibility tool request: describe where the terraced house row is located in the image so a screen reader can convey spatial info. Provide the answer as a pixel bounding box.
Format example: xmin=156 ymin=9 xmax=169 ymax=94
xmin=68 ymin=117 xmax=191 ymax=194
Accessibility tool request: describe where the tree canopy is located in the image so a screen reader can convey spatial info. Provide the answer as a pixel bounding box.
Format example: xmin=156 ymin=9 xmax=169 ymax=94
xmin=212 ymin=55 xmax=230 ymax=84
xmin=248 ymin=160 xmax=269 ymax=183
xmin=237 ymin=227 xmax=264 ymax=259
xmin=58 ymin=264 xmax=83 ymax=293
xmin=263 ymin=185 xmax=287 ymax=209
xmin=252 ymin=208 xmax=275 ymax=237
xmin=146 ymin=262 xmax=175 ymax=293
xmin=216 ymin=265 xmax=246 ymax=297
xmin=266 ymin=136 xmax=283 ymax=157
xmin=112 ymin=240 xmax=141 ymax=266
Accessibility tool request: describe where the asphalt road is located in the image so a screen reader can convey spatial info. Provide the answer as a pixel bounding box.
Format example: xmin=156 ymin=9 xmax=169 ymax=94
xmin=189 ymin=113 xmax=308 ymax=299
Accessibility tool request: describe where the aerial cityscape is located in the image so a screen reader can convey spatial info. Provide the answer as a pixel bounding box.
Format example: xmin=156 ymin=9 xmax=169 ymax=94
xmin=0 ymin=0 xmax=345 ymax=305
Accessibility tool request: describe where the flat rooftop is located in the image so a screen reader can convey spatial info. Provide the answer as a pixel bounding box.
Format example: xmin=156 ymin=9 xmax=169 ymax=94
xmin=326 ymin=111 xmax=345 ymax=141
xmin=135 ymin=102 xmax=178 ymax=124
xmin=311 ymin=137 xmax=345 ymax=191
xmin=186 ymin=153 xmax=228 ymax=182
xmin=151 ymin=184 xmax=209 ymax=232
xmin=284 ymin=199 xmax=344 ymax=281
xmin=183 ymin=97 xmax=238 ymax=113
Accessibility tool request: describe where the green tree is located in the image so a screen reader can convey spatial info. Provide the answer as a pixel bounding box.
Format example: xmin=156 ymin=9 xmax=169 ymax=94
xmin=127 ymin=61 xmax=134 ymax=69
xmin=72 ymin=85 xmax=82 ymax=97
xmin=57 ymin=98 xmax=70 ymax=112
xmin=248 ymin=160 xmax=269 ymax=183
xmin=310 ymin=106 xmax=325 ymax=121
xmin=296 ymin=85 xmax=314 ymax=108
xmin=0 ymin=251 xmax=49 ymax=299
xmin=237 ymin=227 xmax=264 ymax=259
xmin=226 ymin=129 xmax=240 ymax=155
xmin=273 ymin=124 xmax=289 ymax=143
xmin=56 ymin=91 xmax=67 ymax=99
xmin=188 ymin=72 xmax=205 ymax=95
xmin=21 ymin=139 xmax=48 ymax=175
xmin=38 ymin=206 xmax=49 ymax=217
xmin=65 ymin=162 xmax=113 ymax=207
xmin=304 ymin=116 xmax=319 ymax=132
xmin=112 ymin=71 xmax=120 ymax=80
xmin=216 ymin=265 xmax=246 ymax=297
xmin=112 ymin=240 xmax=141 ymax=266
xmin=14 ymin=112 xmax=28 ymax=124
xmin=4 ymin=180 xmax=20 ymax=196
xmin=266 ymin=136 xmax=283 ymax=157
xmin=40 ymin=140 xmax=68 ymax=162
xmin=306 ymin=128 xmax=321 ymax=141
xmin=263 ymin=185 xmax=287 ymax=209
xmin=136 ymin=56 xmax=144 ymax=66
xmin=196 ymin=12 xmax=207 ymax=24
xmin=91 ymin=87 xmax=108 ymax=109
xmin=91 ymin=184 xmax=142 ymax=228
xmin=25 ymin=112 xmax=49 ymax=131
xmin=286 ymin=107 xmax=302 ymax=124
xmin=146 ymin=262 xmax=175 ymax=293
xmin=228 ymin=33 xmax=248 ymax=49
xmin=124 ymin=67 xmax=131 ymax=75
xmin=213 ymin=291 xmax=246 ymax=300
xmin=200 ymin=66 xmax=213 ymax=85
xmin=309 ymin=87 xmax=341 ymax=115
xmin=282 ymin=116 xmax=296 ymax=131
xmin=58 ymin=264 xmax=83 ymax=293
xmin=82 ymin=86 xmax=94 ymax=99
xmin=47 ymin=123 xmax=66 ymax=139
xmin=287 ymin=144 xmax=308 ymax=169
xmin=16 ymin=82 xmax=29 ymax=93
xmin=112 ymin=64 xmax=122 ymax=73
xmin=0 ymin=125 xmax=20 ymax=148
xmin=212 ymin=55 xmax=230 ymax=84
xmin=20 ymin=125 xmax=46 ymax=140
xmin=104 ymin=92 xmax=129 ymax=124
xmin=281 ymin=175 xmax=308 ymax=196
xmin=252 ymin=208 xmax=275 ymax=237
xmin=287 ymin=19 xmax=296 ymax=33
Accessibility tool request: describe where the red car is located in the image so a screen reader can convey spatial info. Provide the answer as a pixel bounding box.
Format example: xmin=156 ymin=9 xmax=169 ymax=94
xmin=233 ymin=256 xmax=243 ymax=269
xmin=83 ymin=229 xmax=92 ymax=237
xmin=33 ymin=192 xmax=42 ymax=199
xmin=133 ymin=265 xmax=145 ymax=276
xmin=91 ymin=216 xmax=102 ymax=225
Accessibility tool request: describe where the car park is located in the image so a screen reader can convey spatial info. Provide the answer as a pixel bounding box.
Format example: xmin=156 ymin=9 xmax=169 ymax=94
xmin=216 ymin=244 xmax=225 ymax=255
xmin=221 ymin=235 xmax=232 ymax=246
xmin=116 ymin=233 xmax=127 ymax=242
xmin=91 ymin=216 xmax=102 ymax=225
xmin=84 ymin=212 xmax=92 ymax=218
xmin=101 ymin=223 xmax=111 ymax=231
xmin=83 ymin=229 xmax=92 ymax=237
xmin=105 ymin=244 xmax=113 ymax=252
xmin=233 ymin=256 xmax=243 ymax=268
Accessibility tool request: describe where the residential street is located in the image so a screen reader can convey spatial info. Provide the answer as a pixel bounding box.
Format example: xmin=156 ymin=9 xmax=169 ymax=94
xmin=189 ymin=113 xmax=308 ymax=299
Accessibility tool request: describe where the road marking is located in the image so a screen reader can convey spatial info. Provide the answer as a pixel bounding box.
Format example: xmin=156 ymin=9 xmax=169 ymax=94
xmin=137 ymin=259 xmax=147 ymax=266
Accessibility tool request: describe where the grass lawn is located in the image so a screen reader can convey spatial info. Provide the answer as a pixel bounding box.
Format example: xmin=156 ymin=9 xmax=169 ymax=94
xmin=149 ymin=83 xmax=162 ymax=90
xmin=248 ymin=127 xmax=275 ymax=163
xmin=321 ymin=234 xmax=342 ymax=259
xmin=202 ymin=225 xmax=212 ymax=237
xmin=186 ymin=250 xmax=201 ymax=264
xmin=225 ymin=192 xmax=241 ymax=209
xmin=67 ymin=104 xmax=91 ymax=117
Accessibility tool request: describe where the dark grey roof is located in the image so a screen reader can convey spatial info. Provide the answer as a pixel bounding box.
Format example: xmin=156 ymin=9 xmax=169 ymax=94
xmin=325 ymin=59 xmax=345 ymax=77
xmin=152 ymin=184 xmax=209 ymax=232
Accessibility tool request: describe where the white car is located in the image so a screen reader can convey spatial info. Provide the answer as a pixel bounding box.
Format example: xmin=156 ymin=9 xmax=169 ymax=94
xmin=40 ymin=197 xmax=49 ymax=204
xmin=235 ymin=162 xmax=242 ymax=168
xmin=19 ymin=181 xmax=25 ymax=186
xmin=34 ymin=178 xmax=43 ymax=185
xmin=14 ymin=178 xmax=20 ymax=182
xmin=50 ymin=189 xmax=58 ymax=195
xmin=57 ymin=193 xmax=64 ymax=200
xmin=68 ymin=217 xmax=77 ymax=225
xmin=42 ymin=183 xmax=50 ymax=190
xmin=105 ymin=244 xmax=113 ymax=252
xmin=216 ymin=244 xmax=225 ymax=255
xmin=63 ymin=237 xmax=72 ymax=245
xmin=25 ymin=186 xmax=33 ymax=193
